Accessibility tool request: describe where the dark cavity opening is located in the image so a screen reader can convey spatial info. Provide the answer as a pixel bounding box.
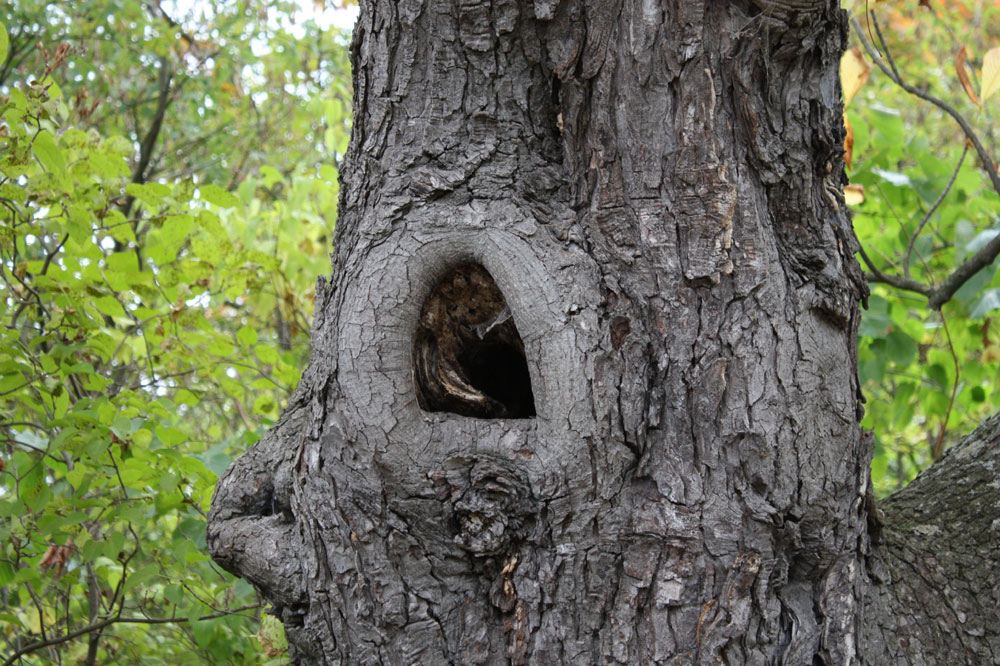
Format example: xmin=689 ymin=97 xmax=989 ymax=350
xmin=413 ymin=263 xmax=536 ymax=419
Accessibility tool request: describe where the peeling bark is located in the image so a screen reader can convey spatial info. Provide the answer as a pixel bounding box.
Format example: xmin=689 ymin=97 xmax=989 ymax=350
xmin=207 ymin=1 xmax=999 ymax=664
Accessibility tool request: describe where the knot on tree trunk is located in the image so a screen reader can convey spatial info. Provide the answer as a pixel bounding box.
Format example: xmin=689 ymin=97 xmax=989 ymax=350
xmin=205 ymin=416 xmax=309 ymax=616
xmin=441 ymin=455 xmax=537 ymax=557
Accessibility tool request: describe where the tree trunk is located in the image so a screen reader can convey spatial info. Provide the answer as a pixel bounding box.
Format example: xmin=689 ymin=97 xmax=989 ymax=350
xmin=206 ymin=1 xmax=1000 ymax=663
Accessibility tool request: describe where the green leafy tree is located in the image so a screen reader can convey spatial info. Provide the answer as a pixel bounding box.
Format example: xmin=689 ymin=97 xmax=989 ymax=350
xmin=0 ymin=1 xmax=351 ymax=662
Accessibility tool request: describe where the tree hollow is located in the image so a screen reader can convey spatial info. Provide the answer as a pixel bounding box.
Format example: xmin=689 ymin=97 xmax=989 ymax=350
xmin=414 ymin=263 xmax=536 ymax=419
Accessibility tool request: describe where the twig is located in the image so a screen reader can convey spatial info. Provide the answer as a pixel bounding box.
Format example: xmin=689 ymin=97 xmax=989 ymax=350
xmin=84 ymin=565 xmax=102 ymax=666
xmin=905 ymin=144 xmax=968 ymax=278
xmin=0 ymin=421 xmax=50 ymax=432
xmin=932 ymin=312 xmax=959 ymax=460
xmin=39 ymin=233 xmax=68 ymax=277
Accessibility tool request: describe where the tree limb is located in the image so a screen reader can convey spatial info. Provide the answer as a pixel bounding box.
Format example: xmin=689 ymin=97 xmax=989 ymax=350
xmin=857 ymin=244 xmax=930 ymax=296
xmin=927 ymin=228 xmax=1000 ymax=309
xmin=122 ymin=57 xmax=174 ymax=218
xmin=864 ymin=410 xmax=1000 ymax=663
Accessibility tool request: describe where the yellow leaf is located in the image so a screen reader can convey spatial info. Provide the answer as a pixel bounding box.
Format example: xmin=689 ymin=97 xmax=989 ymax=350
xmin=844 ymin=184 xmax=865 ymax=206
xmin=982 ymin=47 xmax=1000 ymax=103
xmin=25 ymin=607 xmax=41 ymax=634
xmin=843 ymin=112 xmax=855 ymax=170
xmin=955 ymin=46 xmax=980 ymax=106
xmin=840 ymin=47 xmax=870 ymax=106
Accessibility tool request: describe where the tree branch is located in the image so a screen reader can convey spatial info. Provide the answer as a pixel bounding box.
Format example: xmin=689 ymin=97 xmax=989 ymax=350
xmin=865 ymin=410 xmax=1000 ymax=663
xmin=857 ymin=14 xmax=1000 ymax=195
xmin=927 ymin=228 xmax=1000 ymax=309
xmin=121 ymin=57 xmax=174 ymax=220
xmin=857 ymin=244 xmax=930 ymax=296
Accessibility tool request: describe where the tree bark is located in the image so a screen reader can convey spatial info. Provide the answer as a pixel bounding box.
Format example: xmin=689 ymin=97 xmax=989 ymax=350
xmin=207 ymin=1 xmax=999 ymax=663
xmin=861 ymin=411 xmax=1000 ymax=665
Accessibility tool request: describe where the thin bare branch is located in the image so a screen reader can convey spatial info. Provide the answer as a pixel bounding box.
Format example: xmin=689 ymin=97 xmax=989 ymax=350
xmin=854 ymin=14 xmax=1000 ymax=196
xmin=905 ymin=144 xmax=968 ymax=278
xmin=857 ymin=244 xmax=931 ymax=296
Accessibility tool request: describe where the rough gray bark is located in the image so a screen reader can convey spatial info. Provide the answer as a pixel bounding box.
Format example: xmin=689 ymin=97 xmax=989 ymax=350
xmin=861 ymin=411 xmax=1000 ymax=665
xmin=207 ymin=1 xmax=999 ymax=664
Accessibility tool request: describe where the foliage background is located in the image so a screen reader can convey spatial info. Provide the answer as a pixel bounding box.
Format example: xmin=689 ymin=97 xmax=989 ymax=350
xmin=0 ymin=0 xmax=997 ymax=662
xmin=845 ymin=0 xmax=1000 ymax=495
xmin=0 ymin=0 xmax=351 ymax=662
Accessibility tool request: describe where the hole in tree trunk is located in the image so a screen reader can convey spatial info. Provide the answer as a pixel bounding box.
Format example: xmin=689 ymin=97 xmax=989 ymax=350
xmin=413 ymin=263 xmax=536 ymax=419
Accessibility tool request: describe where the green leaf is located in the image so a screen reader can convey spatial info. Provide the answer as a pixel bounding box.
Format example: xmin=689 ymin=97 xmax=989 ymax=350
xmin=21 ymin=464 xmax=52 ymax=513
xmin=32 ymin=130 xmax=66 ymax=175
xmin=0 ymin=371 xmax=26 ymax=393
xmin=155 ymin=425 xmax=185 ymax=446
xmin=253 ymin=394 xmax=275 ymax=415
xmin=0 ymin=561 xmax=14 ymax=588
xmin=0 ymin=22 xmax=9 ymax=66
xmin=133 ymin=428 xmax=153 ymax=448
xmin=126 ymin=182 xmax=172 ymax=206
xmin=190 ymin=236 xmax=225 ymax=265
xmin=196 ymin=442 xmax=234 ymax=478
xmin=106 ymin=251 xmax=138 ymax=275
xmin=970 ymin=287 xmax=1000 ymax=319
xmin=200 ymin=184 xmax=239 ymax=208
xmin=858 ymin=295 xmax=892 ymax=338
xmin=122 ymin=564 xmax=158 ymax=595
xmin=191 ymin=618 xmax=216 ymax=648
xmin=254 ymin=344 xmax=278 ymax=364
xmin=926 ymin=363 xmax=948 ymax=390
xmin=885 ymin=330 xmax=917 ymax=366
xmin=259 ymin=165 xmax=283 ymax=187
xmin=94 ymin=296 xmax=127 ymax=319
xmin=66 ymin=205 xmax=93 ymax=244
xmin=236 ymin=325 xmax=257 ymax=346
xmin=164 ymin=583 xmax=185 ymax=605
